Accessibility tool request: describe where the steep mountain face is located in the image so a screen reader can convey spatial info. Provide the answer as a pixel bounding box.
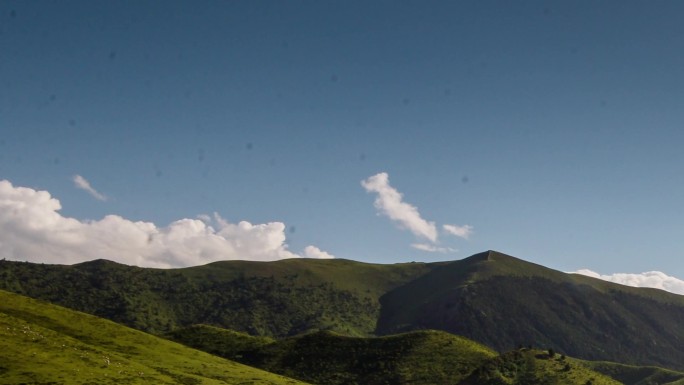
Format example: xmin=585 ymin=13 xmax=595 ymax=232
xmin=3 ymin=251 xmax=684 ymax=371
xmin=376 ymin=251 xmax=684 ymax=371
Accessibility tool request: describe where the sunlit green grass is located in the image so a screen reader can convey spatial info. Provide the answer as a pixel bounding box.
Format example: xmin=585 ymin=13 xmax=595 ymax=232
xmin=0 ymin=290 xmax=309 ymax=385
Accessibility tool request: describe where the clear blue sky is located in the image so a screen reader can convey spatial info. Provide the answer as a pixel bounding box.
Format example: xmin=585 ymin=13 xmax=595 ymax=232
xmin=2 ymin=1 xmax=684 ymax=281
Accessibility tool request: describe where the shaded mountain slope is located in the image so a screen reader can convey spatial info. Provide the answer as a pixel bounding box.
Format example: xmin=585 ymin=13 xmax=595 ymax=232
xmin=0 ymin=290 xmax=308 ymax=385
xmin=167 ymin=325 xmax=497 ymax=385
xmin=376 ymin=251 xmax=684 ymax=370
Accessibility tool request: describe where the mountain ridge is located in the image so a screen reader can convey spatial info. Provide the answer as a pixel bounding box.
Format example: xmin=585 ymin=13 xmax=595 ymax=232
xmin=3 ymin=250 xmax=684 ymax=371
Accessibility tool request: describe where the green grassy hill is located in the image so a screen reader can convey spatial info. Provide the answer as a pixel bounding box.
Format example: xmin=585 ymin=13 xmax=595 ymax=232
xmin=167 ymin=325 xmax=498 ymax=385
xmin=3 ymin=286 xmax=683 ymax=385
xmin=0 ymin=290 xmax=308 ymax=385
xmin=459 ymin=348 xmax=622 ymax=385
xmin=168 ymin=325 xmax=684 ymax=385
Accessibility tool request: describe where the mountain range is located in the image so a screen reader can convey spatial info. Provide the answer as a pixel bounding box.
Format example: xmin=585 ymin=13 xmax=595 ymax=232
xmin=3 ymin=250 xmax=684 ymax=383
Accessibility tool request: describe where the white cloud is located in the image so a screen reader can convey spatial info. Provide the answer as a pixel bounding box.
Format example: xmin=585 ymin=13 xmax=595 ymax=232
xmin=410 ymin=243 xmax=458 ymax=253
xmin=574 ymin=269 xmax=684 ymax=295
xmin=303 ymin=245 xmax=335 ymax=259
xmin=72 ymin=175 xmax=108 ymax=201
xmin=361 ymin=172 xmax=438 ymax=242
xmin=0 ymin=180 xmax=334 ymax=268
xmin=443 ymin=224 xmax=473 ymax=239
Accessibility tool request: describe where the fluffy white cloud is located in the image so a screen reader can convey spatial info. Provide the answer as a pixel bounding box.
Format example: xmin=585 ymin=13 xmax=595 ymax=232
xmin=574 ymin=269 xmax=684 ymax=295
xmin=303 ymin=245 xmax=335 ymax=259
xmin=443 ymin=224 xmax=473 ymax=239
xmin=361 ymin=172 xmax=438 ymax=242
xmin=0 ymin=180 xmax=334 ymax=268
xmin=410 ymin=243 xmax=457 ymax=253
xmin=72 ymin=175 xmax=107 ymax=201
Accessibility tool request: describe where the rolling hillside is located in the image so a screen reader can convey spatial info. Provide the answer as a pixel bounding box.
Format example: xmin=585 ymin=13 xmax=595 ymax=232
xmin=167 ymin=325 xmax=497 ymax=385
xmin=0 ymin=289 xmax=309 ymax=385
xmin=166 ymin=325 xmax=684 ymax=385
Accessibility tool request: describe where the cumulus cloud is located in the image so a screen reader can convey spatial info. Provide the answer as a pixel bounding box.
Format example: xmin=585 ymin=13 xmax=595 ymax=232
xmin=443 ymin=224 xmax=473 ymax=239
xmin=0 ymin=180 xmax=334 ymax=268
xmin=361 ymin=172 xmax=437 ymax=242
xmin=303 ymin=245 xmax=335 ymax=259
xmin=410 ymin=243 xmax=457 ymax=253
xmin=72 ymin=175 xmax=107 ymax=201
xmin=574 ymin=269 xmax=684 ymax=295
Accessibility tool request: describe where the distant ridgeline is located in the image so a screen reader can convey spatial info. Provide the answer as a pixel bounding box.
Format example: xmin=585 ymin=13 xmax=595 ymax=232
xmin=3 ymin=250 xmax=684 ymax=371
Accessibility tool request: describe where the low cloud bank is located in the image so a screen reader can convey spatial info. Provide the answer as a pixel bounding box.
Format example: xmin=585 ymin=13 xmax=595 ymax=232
xmin=0 ymin=180 xmax=334 ymax=268
xmin=574 ymin=269 xmax=684 ymax=295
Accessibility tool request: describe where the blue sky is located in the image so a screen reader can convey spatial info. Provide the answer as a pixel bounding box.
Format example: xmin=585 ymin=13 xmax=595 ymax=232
xmin=2 ymin=1 xmax=684 ymax=289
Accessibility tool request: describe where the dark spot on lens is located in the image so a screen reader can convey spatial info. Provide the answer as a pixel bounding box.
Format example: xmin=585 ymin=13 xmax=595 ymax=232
xmin=246 ymin=142 xmax=253 ymax=150
xmin=109 ymin=51 xmax=117 ymax=60
xmin=289 ymin=226 xmax=296 ymax=233
xmin=461 ymin=176 xmax=469 ymax=183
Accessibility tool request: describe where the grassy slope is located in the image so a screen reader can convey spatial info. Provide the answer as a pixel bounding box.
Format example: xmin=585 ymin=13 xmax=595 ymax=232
xmin=376 ymin=250 xmax=684 ymax=371
xmin=168 ymin=325 xmax=683 ymax=385
xmin=167 ymin=325 xmax=498 ymax=385
xmin=584 ymin=361 xmax=684 ymax=385
xmin=459 ymin=349 xmax=622 ymax=385
xmin=0 ymin=290 xmax=309 ymax=385
xmin=0 ymin=258 xmax=435 ymax=337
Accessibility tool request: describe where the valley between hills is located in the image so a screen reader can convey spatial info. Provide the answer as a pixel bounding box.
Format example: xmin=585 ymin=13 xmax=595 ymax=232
xmin=2 ymin=250 xmax=684 ymax=384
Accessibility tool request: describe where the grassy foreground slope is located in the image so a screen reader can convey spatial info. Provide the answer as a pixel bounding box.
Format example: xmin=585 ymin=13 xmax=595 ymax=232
xmin=167 ymin=325 xmax=497 ymax=385
xmin=0 ymin=290 xmax=308 ymax=385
